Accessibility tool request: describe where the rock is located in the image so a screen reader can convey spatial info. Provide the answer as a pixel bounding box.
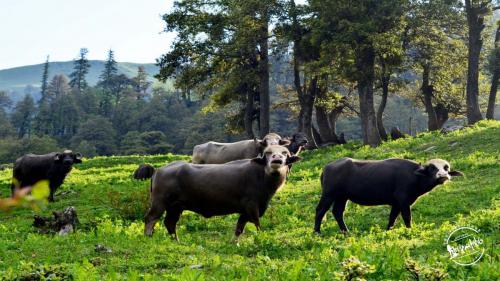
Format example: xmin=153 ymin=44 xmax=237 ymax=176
xmin=424 ymin=146 xmax=436 ymax=152
xmin=95 ymin=244 xmax=112 ymax=253
xmin=441 ymin=125 xmax=464 ymax=134
xmin=189 ymin=264 xmax=203 ymax=269
xmin=33 ymin=206 xmax=79 ymax=235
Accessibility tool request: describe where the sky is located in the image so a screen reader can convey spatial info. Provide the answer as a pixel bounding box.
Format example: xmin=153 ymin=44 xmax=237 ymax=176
xmin=0 ymin=0 xmax=176 ymax=70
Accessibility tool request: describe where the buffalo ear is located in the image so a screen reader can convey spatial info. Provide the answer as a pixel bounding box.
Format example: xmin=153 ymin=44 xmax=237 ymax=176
xmin=54 ymin=153 xmax=62 ymax=162
xmin=449 ymin=170 xmax=464 ymax=177
xmin=279 ymin=139 xmax=291 ymax=146
xmin=251 ymin=156 xmax=267 ymax=165
xmin=74 ymin=153 xmax=83 ymax=163
xmin=286 ymin=155 xmax=301 ymax=165
xmin=414 ymin=165 xmax=428 ymax=177
xmin=259 ymin=140 xmax=268 ymax=148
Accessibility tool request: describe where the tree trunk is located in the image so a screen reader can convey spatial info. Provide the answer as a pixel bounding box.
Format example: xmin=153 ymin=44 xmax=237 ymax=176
xmin=486 ymin=71 xmax=499 ymax=119
xmin=434 ymin=103 xmax=449 ymax=129
xmin=356 ymin=46 xmax=381 ymax=147
xmin=315 ymin=86 xmax=336 ymax=143
xmin=376 ymin=71 xmax=389 ymax=140
xmin=244 ymin=90 xmax=255 ymax=139
xmin=258 ymin=7 xmax=270 ymax=138
xmin=486 ymin=23 xmax=499 ymax=119
xmin=328 ymin=107 xmax=342 ymax=143
xmin=422 ymin=64 xmax=440 ymax=131
xmin=302 ymin=78 xmax=318 ymax=148
xmin=465 ymin=0 xmax=484 ymax=124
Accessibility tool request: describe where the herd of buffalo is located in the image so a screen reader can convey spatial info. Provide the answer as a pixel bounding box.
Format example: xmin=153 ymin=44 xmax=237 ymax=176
xmin=8 ymin=132 xmax=463 ymax=239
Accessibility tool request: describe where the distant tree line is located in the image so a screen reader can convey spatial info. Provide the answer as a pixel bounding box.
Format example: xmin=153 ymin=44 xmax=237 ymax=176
xmin=0 ymin=49 xmax=246 ymax=163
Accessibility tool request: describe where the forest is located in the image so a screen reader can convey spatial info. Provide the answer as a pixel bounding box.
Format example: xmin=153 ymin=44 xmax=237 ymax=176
xmin=0 ymin=0 xmax=498 ymax=165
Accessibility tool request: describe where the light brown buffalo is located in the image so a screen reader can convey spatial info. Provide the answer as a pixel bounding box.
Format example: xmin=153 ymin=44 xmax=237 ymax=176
xmin=138 ymin=145 xmax=301 ymax=239
xmin=191 ymin=133 xmax=290 ymax=164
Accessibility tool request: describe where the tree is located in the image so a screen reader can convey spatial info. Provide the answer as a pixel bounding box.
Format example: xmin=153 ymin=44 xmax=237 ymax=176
xmin=157 ymin=0 xmax=278 ymax=138
xmin=406 ymin=0 xmax=467 ymax=131
xmin=486 ymin=20 xmax=500 ymax=119
xmin=308 ymin=0 xmax=407 ymax=146
xmin=11 ymin=94 xmax=36 ymax=138
xmin=71 ymin=116 xmax=117 ymax=156
xmin=69 ymin=48 xmax=91 ymax=91
xmin=99 ymin=49 xmax=118 ymax=89
xmin=275 ymin=0 xmax=320 ymax=147
xmin=133 ymin=66 xmax=151 ymax=99
xmin=463 ymin=0 xmax=498 ymax=124
xmin=0 ymin=91 xmax=15 ymax=138
xmin=34 ymin=75 xmax=78 ymax=138
xmin=40 ymin=56 xmax=50 ymax=103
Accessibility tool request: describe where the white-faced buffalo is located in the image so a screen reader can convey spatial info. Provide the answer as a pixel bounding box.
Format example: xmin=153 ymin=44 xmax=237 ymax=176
xmin=137 ymin=145 xmax=301 ymax=239
xmin=314 ymin=158 xmax=463 ymax=233
xmin=11 ymin=150 xmax=83 ymax=202
xmin=191 ymin=133 xmax=290 ymax=164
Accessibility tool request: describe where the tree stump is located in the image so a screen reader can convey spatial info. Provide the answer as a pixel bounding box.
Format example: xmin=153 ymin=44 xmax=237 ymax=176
xmin=33 ymin=206 xmax=79 ymax=235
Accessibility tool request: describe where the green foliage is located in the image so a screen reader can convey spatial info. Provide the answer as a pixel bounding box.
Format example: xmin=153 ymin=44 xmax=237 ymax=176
xmin=0 ymin=135 xmax=60 ymax=164
xmin=71 ymin=116 xmax=117 ymax=156
xmin=0 ymin=261 xmax=72 ymax=281
xmin=335 ymin=256 xmax=375 ymax=281
xmin=0 ymin=121 xmax=498 ymax=279
xmin=10 ymin=94 xmax=36 ymax=138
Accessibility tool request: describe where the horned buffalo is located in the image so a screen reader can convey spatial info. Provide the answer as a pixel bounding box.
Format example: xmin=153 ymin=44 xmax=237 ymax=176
xmin=11 ymin=150 xmax=83 ymax=202
xmin=136 ymin=145 xmax=301 ymax=239
xmin=314 ymin=158 xmax=463 ymax=233
xmin=191 ymin=133 xmax=290 ymax=164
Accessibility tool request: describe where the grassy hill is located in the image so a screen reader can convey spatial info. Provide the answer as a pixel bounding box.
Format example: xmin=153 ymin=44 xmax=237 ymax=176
xmin=0 ymin=121 xmax=498 ymax=280
xmin=0 ymin=61 xmax=158 ymax=99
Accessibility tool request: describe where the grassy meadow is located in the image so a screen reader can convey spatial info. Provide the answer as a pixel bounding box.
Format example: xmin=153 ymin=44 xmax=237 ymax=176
xmin=0 ymin=121 xmax=499 ymax=280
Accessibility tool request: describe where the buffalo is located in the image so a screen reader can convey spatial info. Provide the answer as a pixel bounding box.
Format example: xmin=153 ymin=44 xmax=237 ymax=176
xmin=11 ymin=150 xmax=83 ymax=202
xmin=285 ymin=133 xmax=309 ymax=155
xmin=314 ymin=158 xmax=463 ymax=233
xmin=136 ymin=145 xmax=301 ymax=239
xmin=191 ymin=133 xmax=290 ymax=164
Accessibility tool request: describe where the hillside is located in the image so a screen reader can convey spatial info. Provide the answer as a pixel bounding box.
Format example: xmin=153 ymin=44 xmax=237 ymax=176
xmin=0 ymin=121 xmax=498 ymax=280
xmin=0 ymin=60 xmax=158 ymax=99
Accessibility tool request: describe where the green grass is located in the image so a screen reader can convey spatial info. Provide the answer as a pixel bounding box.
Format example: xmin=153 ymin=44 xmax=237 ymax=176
xmin=0 ymin=121 xmax=499 ymax=280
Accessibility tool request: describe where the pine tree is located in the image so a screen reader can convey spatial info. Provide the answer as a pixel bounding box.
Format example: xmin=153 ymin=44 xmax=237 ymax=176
xmin=40 ymin=56 xmax=50 ymax=104
xmin=11 ymin=94 xmax=36 ymax=138
xmin=69 ymin=48 xmax=91 ymax=90
xmin=133 ymin=66 xmax=151 ymax=99
xmin=99 ymin=49 xmax=118 ymax=90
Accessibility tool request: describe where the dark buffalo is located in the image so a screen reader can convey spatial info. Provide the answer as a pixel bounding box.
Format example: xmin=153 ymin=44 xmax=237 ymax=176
xmin=11 ymin=150 xmax=83 ymax=202
xmin=191 ymin=133 xmax=290 ymax=164
xmin=285 ymin=133 xmax=308 ymax=155
xmin=314 ymin=158 xmax=463 ymax=233
xmin=136 ymin=145 xmax=301 ymax=239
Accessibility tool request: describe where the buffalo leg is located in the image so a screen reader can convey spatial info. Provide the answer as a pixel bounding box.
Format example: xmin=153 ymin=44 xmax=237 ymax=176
xmin=10 ymin=183 xmax=15 ymax=197
xmin=48 ymin=186 xmax=56 ymax=202
xmin=144 ymin=204 xmax=166 ymax=236
xmin=164 ymin=210 xmax=182 ymax=241
xmin=48 ymin=192 xmax=55 ymax=202
xmin=235 ymin=215 xmax=248 ymax=236
xmin=246 ymin=206 xmax=261 ymax=231
xmin=314 ymin=195 xmax=335 ymax=233
xmin=400 ymin=205 xmax=412 ymax=228
xmin=332 ymin=199 xmax=348 ymax=232
xmin=387 ymin=205 xmax=400 ymax=230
